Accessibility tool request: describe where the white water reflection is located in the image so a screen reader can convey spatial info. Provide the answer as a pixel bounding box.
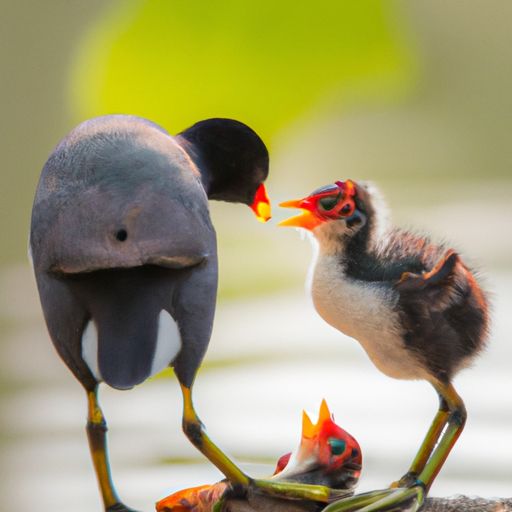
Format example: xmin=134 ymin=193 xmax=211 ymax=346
xmin=1 ymin=268 xmax=511 ymax=512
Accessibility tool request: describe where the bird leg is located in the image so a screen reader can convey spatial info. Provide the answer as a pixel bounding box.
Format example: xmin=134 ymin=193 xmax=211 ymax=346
xmin=392 ymin=393 xmax=450 ymax=488
xmin=417 ymin=381 xmax=466 ymax=490
xmin=322 ymin=486 xmax=424 ymax=512
xmin=322 ymin=383 xmax=465 ymax=512
xmin=181 ymin=383 xmax=250 ymax=488
xmin=181 ymin=384 xmax=340 ymax=503
xmin=86 ymin=387 xmax=137 ymax=512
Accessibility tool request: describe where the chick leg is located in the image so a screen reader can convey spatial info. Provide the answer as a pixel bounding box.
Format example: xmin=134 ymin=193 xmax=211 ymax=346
xmin=322 ymin=485 xmax=424 ymax=512
xmin=346 ymin=383 xmax=464 ymax=511
xmin=322 ymin=489 xmax=402 ymax=512
xmin=86 ymin=387 xmax=138 ymax=512
xmin=418 ymin=381 xmax=466 ymax=490
xmin=393 ymin=394 xmax=450 ymax=487
xmin=181 ymin=384 xmax=340 ymax=503
xmin=324 ymin=384 xmax=464 ymax=512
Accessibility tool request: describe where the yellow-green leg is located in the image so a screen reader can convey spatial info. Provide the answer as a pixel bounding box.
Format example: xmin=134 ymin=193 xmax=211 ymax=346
xmin=418 ymin=381 xmax=466 ymax=490
xmin=86 ymin=387 xmax=137 ymax=512
xmin=181 ymin=383 xmax=250 ymax=488
xmin=392 ymin=393 xmax=450 ymax=488
xmin=322 ymin=490 xmax=399 ymax=512
xmin=323 ymin=486 xmax=424 ymax=512
xmin=181 ymin=384 xmax=343 ymax=503
xmin=323 ymin=381 xmax=464 ymax=512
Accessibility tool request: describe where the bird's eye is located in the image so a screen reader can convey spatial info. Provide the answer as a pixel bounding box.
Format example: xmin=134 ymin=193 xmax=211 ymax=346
xmin=318 ymin=195 xmax=339 ymax=212
xmin=328 ymin=438 xmax=346 ymax=455
xmin=340 ymin=203 xmax=352 ymax=215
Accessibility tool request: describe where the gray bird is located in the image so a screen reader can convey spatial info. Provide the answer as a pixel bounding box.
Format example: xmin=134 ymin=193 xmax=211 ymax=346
xmin=30 ymin=114 xmax=271 ymax=512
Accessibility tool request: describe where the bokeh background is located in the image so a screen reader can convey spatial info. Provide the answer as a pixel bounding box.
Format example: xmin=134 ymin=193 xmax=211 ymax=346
xmin=1 ymin=1 xmax=511 ymax=511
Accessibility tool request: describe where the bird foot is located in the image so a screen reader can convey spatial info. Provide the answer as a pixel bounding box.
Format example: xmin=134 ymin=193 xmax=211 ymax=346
xmin=322 ymin=484 xmax=424 ymax=512
xmin=106 ymin=502 xmax=142 ymax=512
xmin=389 ymin=472 xmax=419 ymax=489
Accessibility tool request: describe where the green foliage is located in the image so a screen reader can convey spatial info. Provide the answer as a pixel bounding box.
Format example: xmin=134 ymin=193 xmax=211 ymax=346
xmin=68 ymin=0 xmax=415 ymax=300
xmin=70 ymin=0 xmax=412 ymax=139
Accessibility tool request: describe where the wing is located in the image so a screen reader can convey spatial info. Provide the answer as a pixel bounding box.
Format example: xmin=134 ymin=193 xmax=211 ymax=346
xmin=395 ymin=250 xmax=459 ymax=297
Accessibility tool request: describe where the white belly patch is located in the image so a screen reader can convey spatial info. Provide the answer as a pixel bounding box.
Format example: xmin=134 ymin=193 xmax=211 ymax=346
xmin=151 ymin=310 xmax=182 ymax=376
xmin=82 ymin=319 xmax=100 ymax=380
xmin=312 ymin=256 xmax=429 ymax=381
xmin=81 ymin=310 xmax=182 ymax=383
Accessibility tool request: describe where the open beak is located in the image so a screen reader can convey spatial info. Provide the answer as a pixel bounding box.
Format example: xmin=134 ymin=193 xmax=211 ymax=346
xmin=276 ymin=399 xmax=333 ymax=477
xmin=278 ymin=198 xmax=322 ymax=230
xmin=250 ymin=183 xmax=272 ymax=222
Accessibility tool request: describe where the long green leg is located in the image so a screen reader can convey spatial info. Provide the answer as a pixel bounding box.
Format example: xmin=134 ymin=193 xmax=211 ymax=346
xmin=324 ymin=486 xmax=424 ymax=512
xmin=356 ymin=486 xmax=424 ymax=512
xmin=86 ymin=387 xmax=136 ymax=512
xmin=322 ymin=490 xmax=396 ymax=512
xmin=418 ymin=382 xmax=466 ymax=490
xmin=324 ymin=383 xmax=463 ymax=512
xmin=393 ymin=394 xmax=450 ymax=487
xmin=251 ymin=477 xmax=343 ymax=502
xmin=181 ymin=384 xmax=340 ymax=503
xmin=181 ymin=383 xmax=250 ymax=487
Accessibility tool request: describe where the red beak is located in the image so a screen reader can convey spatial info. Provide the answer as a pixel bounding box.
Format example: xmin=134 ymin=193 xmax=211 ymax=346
xmin=250 ymin=183 xmax=272 ymax=222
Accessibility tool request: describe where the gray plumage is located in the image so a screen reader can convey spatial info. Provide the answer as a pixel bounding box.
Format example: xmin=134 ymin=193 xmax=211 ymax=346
xmin=30 ymin=114 xmax=267 ymax=390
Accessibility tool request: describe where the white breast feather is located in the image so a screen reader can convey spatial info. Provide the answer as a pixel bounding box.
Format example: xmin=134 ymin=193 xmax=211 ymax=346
xmin=312 ymin=255 xmax=430 ymax=381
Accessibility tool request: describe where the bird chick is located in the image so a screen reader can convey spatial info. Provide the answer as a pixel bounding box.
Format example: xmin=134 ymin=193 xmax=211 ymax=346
xmin=156 ymin=400 xmax=361 ymax=512
xmin=279 ymin=179 xmax=489 ymax=510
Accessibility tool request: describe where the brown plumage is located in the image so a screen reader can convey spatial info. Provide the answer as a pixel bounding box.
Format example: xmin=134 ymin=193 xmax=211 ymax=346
xmin=280 ymin=179 xmax=489 ymax=507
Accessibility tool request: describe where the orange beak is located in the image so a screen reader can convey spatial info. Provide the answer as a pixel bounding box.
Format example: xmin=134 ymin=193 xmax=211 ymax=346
xmin=250 ymin=183 xmax=272 ymax=222
xmin=278 ymin=197 xmax=323 ymax=230
xmin=279 ymin=400 xmax=334 ymax=471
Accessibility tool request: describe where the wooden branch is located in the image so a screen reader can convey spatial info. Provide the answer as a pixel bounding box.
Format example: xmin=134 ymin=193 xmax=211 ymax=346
xmin=423 ymin=495 xmax=512 ymax=512
xmin=221 ymin=492 xmax=512 ymax=512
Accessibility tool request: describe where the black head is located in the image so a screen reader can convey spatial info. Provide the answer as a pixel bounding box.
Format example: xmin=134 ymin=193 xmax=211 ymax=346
xmin=177 ymin=118 xmax=271 ymax=221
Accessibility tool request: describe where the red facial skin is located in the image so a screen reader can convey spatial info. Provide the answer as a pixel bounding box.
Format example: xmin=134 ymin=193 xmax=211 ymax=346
xmin=250 ymin=182 xmax=272 ymax=222
xmin=279 ymin=180 xmax=357 ymax=230
xmin=314 ymin=417 xmax=362 ymax=476
xmin=273 ymin=421 xmax=361 ymax=479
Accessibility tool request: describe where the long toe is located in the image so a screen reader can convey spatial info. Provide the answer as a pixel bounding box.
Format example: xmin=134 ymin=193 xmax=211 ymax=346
xmin=357 ymin=486 xmax=424 ymax=512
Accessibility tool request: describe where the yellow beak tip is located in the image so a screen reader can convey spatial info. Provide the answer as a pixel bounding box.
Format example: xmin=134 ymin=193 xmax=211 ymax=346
xmin=255 ymin=203 xmax=272 ymax=223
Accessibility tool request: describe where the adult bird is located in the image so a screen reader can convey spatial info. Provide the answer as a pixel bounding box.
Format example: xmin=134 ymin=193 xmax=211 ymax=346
xmin=279 ymin=179 xmax=489 ymax=511
xmin=156 ymin=400 xmax=362 ymax=512
xmin=29 ymin=114 xmax=271 ymax=512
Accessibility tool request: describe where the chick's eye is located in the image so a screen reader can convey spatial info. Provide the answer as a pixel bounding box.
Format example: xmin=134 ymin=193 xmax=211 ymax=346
xmin=328 ymin=438 xmax=346 ymax=456
xmin=340 ymin=203 xmax=353 ymax=215
xmin=318 ymin=195 xmax=339 ymax=211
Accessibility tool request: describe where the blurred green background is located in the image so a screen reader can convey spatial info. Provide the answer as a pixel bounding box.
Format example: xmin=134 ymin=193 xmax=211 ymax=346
xmin=1 ymin=1 xmax=511 ymax=511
